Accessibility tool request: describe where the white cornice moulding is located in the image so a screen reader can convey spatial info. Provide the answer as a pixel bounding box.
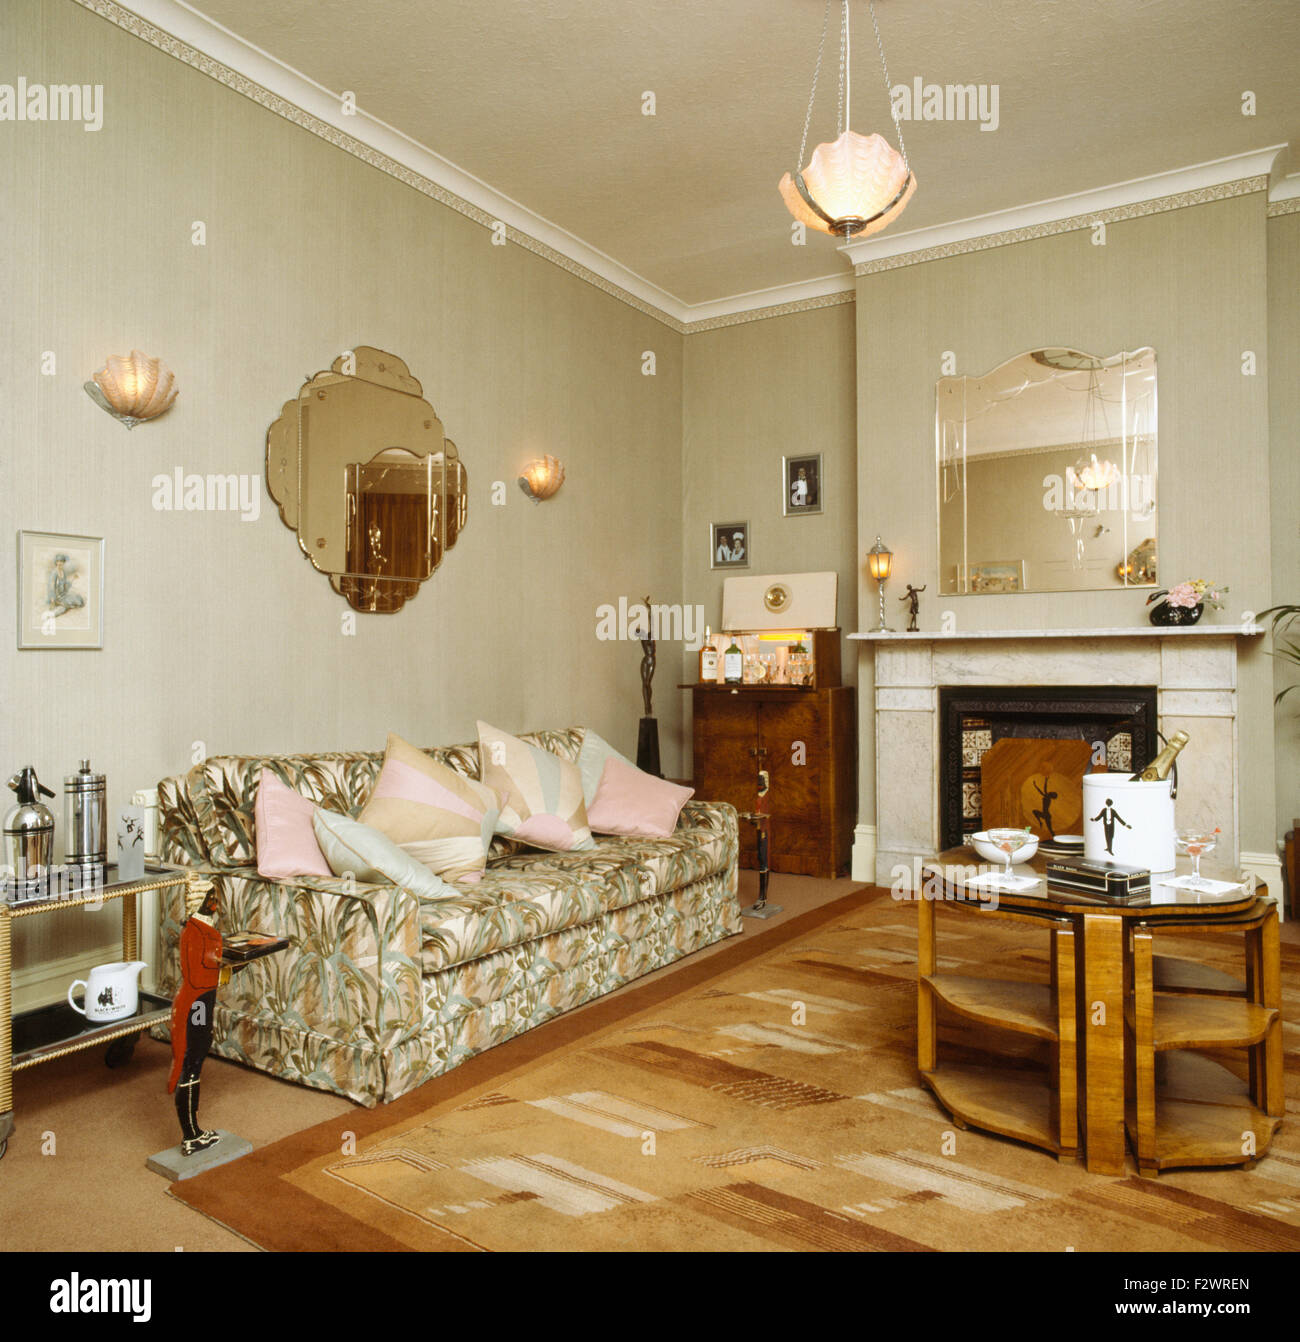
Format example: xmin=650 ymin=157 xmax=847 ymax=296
xmin=101 ymin=0 xmax=689 ymax=323
xmin=841 ymin=146 xmax=1288 ymax=270
xmin=87 ymin=3 xmax=1290 ymax=329
xmin=1270 ymin=174 xmax=1300 ymax=203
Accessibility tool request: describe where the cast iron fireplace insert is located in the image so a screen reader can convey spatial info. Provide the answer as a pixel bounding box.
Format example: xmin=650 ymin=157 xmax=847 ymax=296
xmin=938 ymin=684 xmax=1159 ymax=850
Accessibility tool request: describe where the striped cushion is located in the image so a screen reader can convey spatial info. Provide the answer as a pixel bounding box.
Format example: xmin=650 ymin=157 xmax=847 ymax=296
xmin=477 ymin=721 xmax=595 ymax=853
xmin=359 ymin=733 xmax=501 ymax=881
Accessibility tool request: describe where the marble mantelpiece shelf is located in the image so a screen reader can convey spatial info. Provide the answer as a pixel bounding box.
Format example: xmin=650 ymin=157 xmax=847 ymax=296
xmin=850 ymin=625 xmax=1263 ymax=642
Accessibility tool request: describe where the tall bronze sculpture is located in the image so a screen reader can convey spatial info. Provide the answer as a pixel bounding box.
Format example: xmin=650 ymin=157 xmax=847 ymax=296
xmin=635 ymin=595 xmax=661 ymax=776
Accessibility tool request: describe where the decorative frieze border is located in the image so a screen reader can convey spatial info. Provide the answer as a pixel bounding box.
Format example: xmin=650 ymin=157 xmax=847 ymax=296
xmin=66 ymin=1 xmax=1292 ymax=333
xmin=853 ymin=176 xmax=1270 ymax=277
xmin=70 ymin=0 xmax=692 ymax=332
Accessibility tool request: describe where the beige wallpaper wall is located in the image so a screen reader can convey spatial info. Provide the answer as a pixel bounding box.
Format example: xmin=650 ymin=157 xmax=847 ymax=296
xmin=854 ymin=193 xmax=1278 ymax=853
xmin=680 ymin=303 xmax=859 ymax=760
xmin=1268 ymin=212 xmax=1300 ymax=829
xmin=2 ymin=0 xmax=685 ymax=994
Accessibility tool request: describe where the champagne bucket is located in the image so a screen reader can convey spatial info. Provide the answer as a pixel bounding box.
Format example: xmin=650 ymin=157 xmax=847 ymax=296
xmin=1082 ymin=774 xmax=1175 ymax=873
xmin=64 ymin=760 xmax=107 ymax=866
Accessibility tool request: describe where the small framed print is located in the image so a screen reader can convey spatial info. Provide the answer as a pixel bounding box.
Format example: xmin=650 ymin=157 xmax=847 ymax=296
xmin=17 ymin=531 xmax=104 ymax=649
xmin=710 ymin=521 xmax=749 ymax=570
xmin=783 ymin=453 xmax=823 ymax=516
xmin=962 ymin=559 xmax=1026 ymax=594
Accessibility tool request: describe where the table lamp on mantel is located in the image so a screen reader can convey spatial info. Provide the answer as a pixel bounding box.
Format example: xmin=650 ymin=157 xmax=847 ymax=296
xmin=868 ymin=536 xmax=894 ymax=632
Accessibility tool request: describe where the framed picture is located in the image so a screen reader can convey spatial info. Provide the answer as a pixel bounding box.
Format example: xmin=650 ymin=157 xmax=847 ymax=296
xmin=710 ymin=521 xmax=749 ymax=570
xmin=17 ymin=531 xmax=104 ymax=649
xmin=782 ymin=453 xmax=823 ymax=516
xmin=963 ymin=559 xmax=1026 ymax=594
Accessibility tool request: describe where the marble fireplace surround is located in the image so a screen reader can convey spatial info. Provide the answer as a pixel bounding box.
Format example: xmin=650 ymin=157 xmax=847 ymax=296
xmin=849 ymin=626 xmax=1278 ymax=903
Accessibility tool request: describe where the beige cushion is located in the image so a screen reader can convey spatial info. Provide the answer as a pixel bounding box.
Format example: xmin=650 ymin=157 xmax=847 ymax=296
xmin=359 ymin=733 xmax=501 ymax=882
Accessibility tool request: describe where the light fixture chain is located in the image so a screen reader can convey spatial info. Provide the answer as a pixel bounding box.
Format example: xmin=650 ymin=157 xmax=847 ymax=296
xmin=868 ymin=0 xmax=908 ymax=170
xmin=838 ymin=0 xmax=849 ymax=138
xmin=797 ymin=0 xmax=833 ymax=169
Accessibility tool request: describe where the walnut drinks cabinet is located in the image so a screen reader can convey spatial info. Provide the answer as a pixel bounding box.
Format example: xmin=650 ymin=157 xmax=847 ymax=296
xmin=688 ymin=684 xmax=855 ymax=878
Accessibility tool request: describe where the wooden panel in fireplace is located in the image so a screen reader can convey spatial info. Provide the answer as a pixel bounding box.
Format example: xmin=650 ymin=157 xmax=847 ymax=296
xmin=938 ymin=685 xmax=1157 ymax=850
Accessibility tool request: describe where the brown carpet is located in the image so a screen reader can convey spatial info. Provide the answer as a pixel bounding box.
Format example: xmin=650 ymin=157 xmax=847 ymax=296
xmin=170 ymin=888 xmax=1300 ymax=1252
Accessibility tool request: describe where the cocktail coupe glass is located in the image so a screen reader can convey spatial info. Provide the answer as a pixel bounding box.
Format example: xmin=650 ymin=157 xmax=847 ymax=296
xmin=988 ymin=828 xmax=1029 ymax=881
xmin=1174 ymin=826 xmax=1220 ymax=889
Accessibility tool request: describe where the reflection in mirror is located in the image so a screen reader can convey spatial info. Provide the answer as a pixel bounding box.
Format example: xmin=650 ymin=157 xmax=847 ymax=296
xmin=937 ymin=347 xmax=1157 ymax=595
xmin=266 ymin=347 xmax=468 ymax=613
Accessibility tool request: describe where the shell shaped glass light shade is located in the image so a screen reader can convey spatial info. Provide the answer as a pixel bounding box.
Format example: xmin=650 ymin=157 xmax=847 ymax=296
xmin=518 ymin=455 xmax=565 ymax=503
xmin=779 ymin=130 xmax=915 ymax=240
xmin=779 ymin=0 xmax=915 ymax=240
xmin=84 ymin=351 xmax=178 ymax=428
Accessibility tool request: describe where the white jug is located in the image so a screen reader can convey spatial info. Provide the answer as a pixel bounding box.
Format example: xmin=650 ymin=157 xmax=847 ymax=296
xmin=68 ymin=960 xmax=147 ymax=1024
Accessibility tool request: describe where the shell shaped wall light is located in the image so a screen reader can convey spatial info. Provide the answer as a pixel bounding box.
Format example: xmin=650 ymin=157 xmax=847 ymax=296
xmin=518 ymin=455 xmax=565 ymax=503
xmin=84 ymin=351 xmax=178 ymax=428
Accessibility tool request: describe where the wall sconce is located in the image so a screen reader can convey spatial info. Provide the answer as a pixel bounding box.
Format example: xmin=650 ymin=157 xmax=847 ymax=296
xmin=867 ymin=535 xmax=894 ymax=631
xmin=84 ymin=350 xmax=178 ymax=429
xmin=518 ymin=455 xmax=565 ymax=503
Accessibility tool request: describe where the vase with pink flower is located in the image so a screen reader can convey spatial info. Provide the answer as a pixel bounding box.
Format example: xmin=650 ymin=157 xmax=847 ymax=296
xmin=1146 ymin=578 xmax=1228 ymax=627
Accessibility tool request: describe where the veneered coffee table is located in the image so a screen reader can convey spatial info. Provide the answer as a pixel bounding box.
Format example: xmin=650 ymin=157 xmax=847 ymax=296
xmin=916 ymin=850 xmax=1280 ymax=1176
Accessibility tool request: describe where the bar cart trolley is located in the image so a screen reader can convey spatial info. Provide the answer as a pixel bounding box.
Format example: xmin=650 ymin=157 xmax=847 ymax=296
xmin=0 ymin=864 xmax=187 ymax=1159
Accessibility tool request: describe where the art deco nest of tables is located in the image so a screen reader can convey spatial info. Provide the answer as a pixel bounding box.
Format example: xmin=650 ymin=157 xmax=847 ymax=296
xmin=915 ymin=850 xmax=1282 ymax=1178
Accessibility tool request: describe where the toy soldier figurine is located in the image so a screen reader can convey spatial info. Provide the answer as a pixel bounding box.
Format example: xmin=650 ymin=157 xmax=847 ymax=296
xmin=167 ymin=873 xmax=229 ymax=1156
xmin=899 ymin=583 xmax=926 ymax=632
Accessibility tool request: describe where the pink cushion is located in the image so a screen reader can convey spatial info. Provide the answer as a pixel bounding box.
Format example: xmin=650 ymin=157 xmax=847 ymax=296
xmin=585 ymin=756 xmax=694 ymax=839
xmin=254 ymin=772 xmax=333 ymax=879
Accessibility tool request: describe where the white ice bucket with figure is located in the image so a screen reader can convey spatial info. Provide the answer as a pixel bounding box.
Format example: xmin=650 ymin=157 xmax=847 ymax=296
xmin=1082 ymin=774 xmax=1176 ymax=873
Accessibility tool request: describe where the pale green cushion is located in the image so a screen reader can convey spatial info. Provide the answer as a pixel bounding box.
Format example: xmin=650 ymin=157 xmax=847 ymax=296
xmin=312 ymin=809 xmax=454 ymax=900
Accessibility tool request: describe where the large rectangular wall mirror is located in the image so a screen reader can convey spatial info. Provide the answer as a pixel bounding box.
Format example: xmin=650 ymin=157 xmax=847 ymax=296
xmin=937 ymin=347 xmax=1157 ymax=594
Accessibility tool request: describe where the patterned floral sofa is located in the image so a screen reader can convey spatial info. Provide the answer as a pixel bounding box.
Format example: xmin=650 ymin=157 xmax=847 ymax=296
xmin=154 ymin=728 xmax=741 ymax=1106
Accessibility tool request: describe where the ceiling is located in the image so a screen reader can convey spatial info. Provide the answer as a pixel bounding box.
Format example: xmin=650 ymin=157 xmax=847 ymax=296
xmin=175 ymin=0 xmax=1300 ymax=309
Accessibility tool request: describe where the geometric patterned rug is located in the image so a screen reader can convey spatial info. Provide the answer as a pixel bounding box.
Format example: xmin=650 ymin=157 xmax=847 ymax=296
xmin=170 ymin=888 xmax=1300 ymax=1251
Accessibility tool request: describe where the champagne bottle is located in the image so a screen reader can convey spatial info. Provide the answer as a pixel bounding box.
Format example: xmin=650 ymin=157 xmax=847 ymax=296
xmin=724 ymin=635 xmax=743 ymax=685
xmin=699 ymin=628 xmax=718 ymax=682
xmin=1130 ymin=730 xmax=1189 ymax=781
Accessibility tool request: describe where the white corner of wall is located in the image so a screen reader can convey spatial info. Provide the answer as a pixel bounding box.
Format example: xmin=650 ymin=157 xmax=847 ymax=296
xmin=852 ymin=824 xmax=877 ymax=884
xmin=1242 ymin=850 xmax=1286 ymax=920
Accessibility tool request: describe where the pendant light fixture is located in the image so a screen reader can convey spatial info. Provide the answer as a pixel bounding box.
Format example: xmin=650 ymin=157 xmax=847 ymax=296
xmin=779 ymin=0 xmax=916 ymax=240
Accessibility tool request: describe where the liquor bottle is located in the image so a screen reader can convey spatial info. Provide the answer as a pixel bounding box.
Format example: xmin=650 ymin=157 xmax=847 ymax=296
xmin=724 ymin=635 xmax=743 ymax=685
xmin=1130 ymin=730 xmax=1189 ymax=781
xmin=699 ymin=628 xmax=718 ymax=682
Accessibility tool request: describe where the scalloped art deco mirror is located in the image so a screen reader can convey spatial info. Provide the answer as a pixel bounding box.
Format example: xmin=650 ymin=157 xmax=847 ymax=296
xmin=266 ymin=347 xmax=468 ymax=613
xmin=937 ymin=347 xmax=1157 ymax=595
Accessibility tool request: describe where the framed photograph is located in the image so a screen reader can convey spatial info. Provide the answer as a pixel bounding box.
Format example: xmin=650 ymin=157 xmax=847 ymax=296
xmin=17 ymin=531 xmax=104 ymax=649
xmin=782 ymin=453 xmax=823 ymax=516
xmin=963 ymin=559 xmax=1026 ymax=594
xmin=710 ymin=521 xmax=749 ymax=570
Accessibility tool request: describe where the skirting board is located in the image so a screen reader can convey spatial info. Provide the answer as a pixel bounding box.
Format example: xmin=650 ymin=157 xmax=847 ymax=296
xmin=851 ymin=825 xmax=877 ymax=883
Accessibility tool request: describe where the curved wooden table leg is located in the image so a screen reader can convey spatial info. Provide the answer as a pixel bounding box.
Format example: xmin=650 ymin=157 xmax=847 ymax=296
xmin=1080 ymin=912 xmax=1127 ymax=1176
xmin=1128 ymin=927 xmax=1158 ymax=1176
xmin=1052 ymin=925 xmax=1078 ymax=1160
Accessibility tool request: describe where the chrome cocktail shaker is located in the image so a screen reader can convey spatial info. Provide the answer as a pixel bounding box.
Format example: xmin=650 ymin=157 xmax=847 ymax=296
xmin=4 ymin=767 xmax=56 ymax=886
xmin=64 ymin=760 xmax=107 ymax=875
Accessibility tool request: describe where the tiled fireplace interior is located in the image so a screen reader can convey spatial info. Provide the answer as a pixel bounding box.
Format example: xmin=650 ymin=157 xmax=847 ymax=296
xmin=939 ymin=685 xmax=1158 ymax=848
